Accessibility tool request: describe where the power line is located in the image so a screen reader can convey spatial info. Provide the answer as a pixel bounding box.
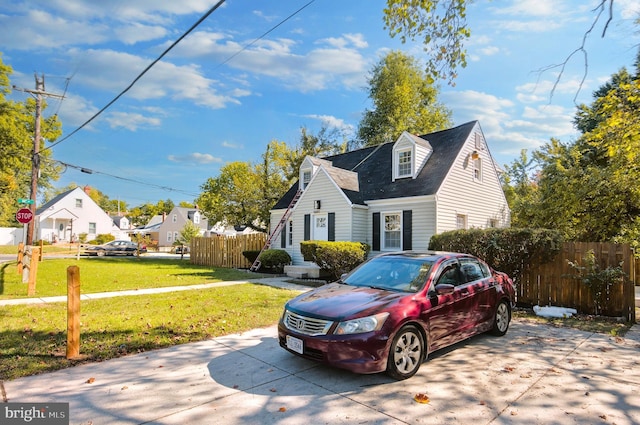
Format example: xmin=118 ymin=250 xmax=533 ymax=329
xmin=55 ymin=159 xmax=201 ymax=198
xmin=43 ymin=0 xmax=227 ymax=152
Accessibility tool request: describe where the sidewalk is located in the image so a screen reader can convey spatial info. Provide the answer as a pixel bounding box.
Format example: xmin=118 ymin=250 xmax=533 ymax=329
xmin=0 ymin=276 xmax=310 ymax=306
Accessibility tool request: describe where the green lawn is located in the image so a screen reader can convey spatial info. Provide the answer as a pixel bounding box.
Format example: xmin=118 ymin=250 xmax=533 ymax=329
xmin=1 ymin=257 xmax=268 ymax=299
xmin=0 ymin=284 xmax=299 ymax=380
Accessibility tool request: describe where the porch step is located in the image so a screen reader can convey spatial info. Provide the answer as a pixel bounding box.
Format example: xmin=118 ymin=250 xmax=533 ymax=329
xmin=284 ymin=265 xmax=321 ymax=279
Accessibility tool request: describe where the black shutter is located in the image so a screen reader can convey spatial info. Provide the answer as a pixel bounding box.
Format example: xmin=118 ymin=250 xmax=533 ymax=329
xmin=304 ymin=214 xmax=311 ymax=241
xmin=280 ymin=224 xmax=286 ymax=248
xmin=328 ymin=213 xmax=335 ymax=241
xmin=403 ymin=210 xmax=412 ymax=250
xmin=372 ymin=212 xmax=380 ymax=251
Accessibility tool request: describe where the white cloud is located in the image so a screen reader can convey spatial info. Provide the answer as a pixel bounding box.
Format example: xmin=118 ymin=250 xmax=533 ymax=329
xmin=167 ymin=152 xmax=223 ymax=164
xmin=221 ymin=141 xmax=243 ymax=149
xmin=303 ymin=114 xmax=355 ymax=135
xmin=105 ymin=111 xmax=161 ymax=131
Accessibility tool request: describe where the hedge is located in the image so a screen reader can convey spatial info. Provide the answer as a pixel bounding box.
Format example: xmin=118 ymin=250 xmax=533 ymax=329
xmin=300 ymin=241 xmax=370 ymax=279
xmin=428 ymin=228 xmax=563 ymax=283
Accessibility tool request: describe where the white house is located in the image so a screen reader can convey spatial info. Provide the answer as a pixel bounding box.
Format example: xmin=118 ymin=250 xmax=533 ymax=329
xmin=137 ymin=207 xmax=209 ymax=251
xmin=35 ymin=187 xmax=127 ymax=243
xmin=268 ymin=121 xmax=511 ymax=277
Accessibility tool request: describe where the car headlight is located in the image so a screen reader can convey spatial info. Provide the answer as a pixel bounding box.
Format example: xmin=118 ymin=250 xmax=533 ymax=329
xmin=335 ymin=312 xmax=389 ymax=335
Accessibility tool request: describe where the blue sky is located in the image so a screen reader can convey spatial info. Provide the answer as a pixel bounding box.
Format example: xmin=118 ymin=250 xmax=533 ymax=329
xmin=2 ymin=0 xmax=639 ymax=208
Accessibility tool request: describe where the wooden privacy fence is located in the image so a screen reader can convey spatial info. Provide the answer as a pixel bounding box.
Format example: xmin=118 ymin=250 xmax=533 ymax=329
xmin=190 ymin=233 xmax=267 ymax=268
xmin=517 ymin=242 xmax=636 ymax=321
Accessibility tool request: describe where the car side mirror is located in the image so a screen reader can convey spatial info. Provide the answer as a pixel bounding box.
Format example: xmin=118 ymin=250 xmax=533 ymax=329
xmin=435 ymin=283 xmax=455 ymax=295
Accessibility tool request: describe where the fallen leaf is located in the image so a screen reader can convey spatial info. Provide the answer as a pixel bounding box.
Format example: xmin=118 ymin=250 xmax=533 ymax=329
xmin=414 ymin=393 xmax=430 ymax=404
xmin=503 ymin=366 xmax=515 ymax=372
xmin=270 ymin=388 xmax=277 ymax=393
xmin=86 ymin=377 xmax=95 ymax=384
xmin=511 ymin=411 xmax=518 ymax=416
xmin=479 ymin=401 xmax=486 ymax=406
xmin=121 ymin=386 xmax=128 ymax=390
xmin=279 ymin=407 xmax=287 ymax=412
xmin=520 ymin=373 xmax=532 ymax=379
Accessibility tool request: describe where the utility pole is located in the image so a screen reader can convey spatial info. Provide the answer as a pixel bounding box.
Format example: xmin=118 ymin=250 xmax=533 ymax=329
xmin=14 ymin=74 xmax=64 ymax=245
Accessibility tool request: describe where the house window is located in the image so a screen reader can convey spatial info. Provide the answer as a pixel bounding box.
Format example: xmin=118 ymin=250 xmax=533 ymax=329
xmin=173 ymin=231 xmax=179 ymax=243
xmin=383 ymin=213 xmax=401 ymax=250
xmin=167 ymin=232 xmax=173 ymax=242
xmin=88 ymin=222 xmax=96 ymax=234
xmin=489 ymin=218 xmax=499 ymax=227
xmin=456 ymin=214 xmax=467 ymax=230
xmin=75 ymin=199 xmax=83 ymax=208
xmin=302 ymin=170 xmax=312 ymax=189
xmin=473 ymin=158 xmax=482 ymax=182
xmin=288 ymin=220 xmax=293 ymax=246
xmin=397 ymin=149 xmax=412 ymax=178
xmin=193 ymin=213 xmax=200 ymax=224
xmin=172 ymin=214 xmax=177 ymax=223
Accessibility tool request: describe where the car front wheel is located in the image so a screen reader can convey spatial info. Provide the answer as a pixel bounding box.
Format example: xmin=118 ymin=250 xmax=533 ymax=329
xmin=490 ymin=300 xmax=511 ymax=336
xmin=96 ymin=250 xmax=106 ymax=257
xmin=386 ymin=325 xmax=424 ymax=380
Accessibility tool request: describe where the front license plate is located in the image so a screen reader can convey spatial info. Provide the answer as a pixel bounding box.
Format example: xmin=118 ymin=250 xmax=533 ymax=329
xmin=286 ymin=335 xmax=303 ymax=354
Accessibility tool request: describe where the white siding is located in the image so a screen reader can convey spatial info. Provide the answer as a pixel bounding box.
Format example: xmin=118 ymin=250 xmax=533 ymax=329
xmin=436 ymin=123 xmax=511 ymax=233
xmin=366 ymin=196 xmax=436 ymax=255
xmin=271 ymin=169 xmax=354 ymax=264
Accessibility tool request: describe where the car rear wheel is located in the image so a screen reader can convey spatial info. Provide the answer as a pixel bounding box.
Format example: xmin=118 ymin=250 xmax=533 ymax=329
xmin=386 ymin=325 xmax=424 ymax=380
xmin=490 ymin=300 xmax=511 ymax=336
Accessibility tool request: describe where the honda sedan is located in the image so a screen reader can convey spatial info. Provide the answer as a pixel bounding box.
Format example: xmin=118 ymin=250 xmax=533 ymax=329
xmin=278 ymin=251 xmax=515 ymax=380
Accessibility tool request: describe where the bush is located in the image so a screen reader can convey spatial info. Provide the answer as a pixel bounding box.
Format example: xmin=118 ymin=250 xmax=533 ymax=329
xmin=301 ymin=241 xmax=370 ymax=280
xmin=429 ymin=228 xmax=563 ymax=284
xmin=258 ymin=249 xmax=292 ymax=274
xmin=94 ymin=234 xmax=116 ymax=245
xmin=242 ymin=250 xmax=261 ymax=264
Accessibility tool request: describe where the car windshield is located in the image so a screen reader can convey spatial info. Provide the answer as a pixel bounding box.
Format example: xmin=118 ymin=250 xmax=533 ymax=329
xmin=342 ymin=256 xmax=434 ymax=293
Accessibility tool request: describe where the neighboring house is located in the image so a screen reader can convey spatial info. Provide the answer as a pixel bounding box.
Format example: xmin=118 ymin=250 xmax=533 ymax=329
xmin=138 ymin=207 xmax=209 ymax=251
xmin=35 ymin=186 xmax=126 ymax=243
xmin=111 ymin=215 xmax=131 ymax=231
xmin=269 ymin=121 xmax=511 ymax=277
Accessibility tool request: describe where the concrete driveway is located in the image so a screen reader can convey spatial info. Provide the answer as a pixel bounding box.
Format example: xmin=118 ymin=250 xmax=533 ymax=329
xmin=4 ymin=319 xmax=640 ymax=425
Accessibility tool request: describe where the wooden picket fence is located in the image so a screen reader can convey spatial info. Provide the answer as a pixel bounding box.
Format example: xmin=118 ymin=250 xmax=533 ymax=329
xmin=190 ymin=233 xmax=267 ymax=269
xmin=517 ymin=242 xmax=636 ymax=321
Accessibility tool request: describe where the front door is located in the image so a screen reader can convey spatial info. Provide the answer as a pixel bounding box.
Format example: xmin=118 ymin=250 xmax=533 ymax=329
xmin=313 ymin=214 xmax=328 ymax=240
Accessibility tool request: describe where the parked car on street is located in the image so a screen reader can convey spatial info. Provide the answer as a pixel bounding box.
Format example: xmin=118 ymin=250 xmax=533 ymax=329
xmin=278 ymin=251 xmax=516 ymax=380
xmin=84 ymin=240 xmax=147 ymax=256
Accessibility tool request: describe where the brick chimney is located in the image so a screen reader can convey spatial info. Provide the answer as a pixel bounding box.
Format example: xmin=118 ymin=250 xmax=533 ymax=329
xmin=83 ymin=185 xmax=91 ymax=195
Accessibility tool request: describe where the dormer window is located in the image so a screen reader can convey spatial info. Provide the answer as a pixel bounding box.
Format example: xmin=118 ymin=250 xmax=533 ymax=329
xmin=301 ymin=170 xmax=312 ymax=189
xmin=397 ymin=149 xmax=412 ymax=178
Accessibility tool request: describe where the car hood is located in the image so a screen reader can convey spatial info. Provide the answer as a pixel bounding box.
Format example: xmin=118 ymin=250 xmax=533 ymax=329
xmin=286 ymin=283 xmax=408 ymax=320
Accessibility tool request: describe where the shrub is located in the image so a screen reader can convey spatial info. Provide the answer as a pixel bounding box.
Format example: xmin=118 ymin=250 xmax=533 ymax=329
xmin=429 ymin=228 xmax=563 ymax=284
xmin=94 ymin=234 xmax=116 ymax=245
xmin=258 ymin=249 xmax=292 ymax=274
xmin=301 ymin=241 xmax=370 ymax=280
xmin=242 ymin=250 xmax=261 ymax=264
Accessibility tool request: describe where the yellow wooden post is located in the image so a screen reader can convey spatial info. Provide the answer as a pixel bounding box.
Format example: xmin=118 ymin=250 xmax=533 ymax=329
xmin=27 ymin=247 xmax=40 ymax=296
xmin=67 ymin=265 xmax=81 ymax=359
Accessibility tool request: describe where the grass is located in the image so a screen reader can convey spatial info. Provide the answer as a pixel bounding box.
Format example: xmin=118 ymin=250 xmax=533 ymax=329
xmin=1 ymin=257 xmax=269 ymax=299
xmin=512 ymin=308 xmax=635 ymax=337
xmin=0 ymin=284 xmax=300 ymax=380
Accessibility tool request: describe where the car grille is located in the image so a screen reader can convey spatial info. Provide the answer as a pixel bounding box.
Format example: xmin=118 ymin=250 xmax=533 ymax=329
xmin=283 ymin=310 xmax=333 ymax=336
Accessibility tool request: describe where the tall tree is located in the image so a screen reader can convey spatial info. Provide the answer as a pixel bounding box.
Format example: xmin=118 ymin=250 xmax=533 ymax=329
xmin=356 ymin=50 xmax=451 ymax=146
xmin=0 ymin=54 xmax=62 ymax=226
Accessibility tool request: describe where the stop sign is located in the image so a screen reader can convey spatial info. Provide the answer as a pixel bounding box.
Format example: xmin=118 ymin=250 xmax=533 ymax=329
xmin=16 ymin=208 xmax=34 ymax=224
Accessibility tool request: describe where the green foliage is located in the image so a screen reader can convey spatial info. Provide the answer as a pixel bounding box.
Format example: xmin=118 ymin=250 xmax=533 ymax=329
xmin=242 ymin=250 xmax=261 ymax=264
xmin=258 ymin=249 xmax=291 ymax=273
xmin=78 ymin=233 xmax=88 ymax=243
xmin=428 ymin=228 xmax=563 ymax=284
xmin=178 ymin=220 xmax=201 ymax=245
xmin=301 ymin=241 xmax=371 ymax=280
xmin=566 ymin=250 xmax=627 ymax=315
xmin=383 ymin=0 xmax=470 ymax=85
xmin=0 ymin=54 xmax=62 ymax=226
xmin=93 ymin=234 xmax=115 ymax=245
xmin=357 ymin=50 xmax=452 ymax=146
xmin=503 ymin=52 xmax=640 ymax=247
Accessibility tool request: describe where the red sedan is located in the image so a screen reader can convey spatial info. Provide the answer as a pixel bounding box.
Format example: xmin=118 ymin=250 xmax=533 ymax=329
xmin=278 ymin=251 xmax=515 ymax=380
